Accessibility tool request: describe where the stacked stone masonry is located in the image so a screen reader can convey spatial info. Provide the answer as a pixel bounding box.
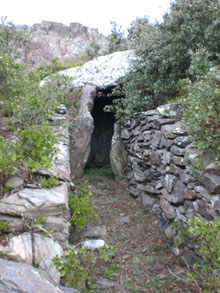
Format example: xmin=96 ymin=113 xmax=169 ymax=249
xmin=121 ymin=103 xmax=220 ymax=263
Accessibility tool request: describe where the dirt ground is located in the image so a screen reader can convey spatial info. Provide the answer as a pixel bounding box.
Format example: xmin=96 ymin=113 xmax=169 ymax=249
xmin=73 ymin=172 xmax=198 ymax=293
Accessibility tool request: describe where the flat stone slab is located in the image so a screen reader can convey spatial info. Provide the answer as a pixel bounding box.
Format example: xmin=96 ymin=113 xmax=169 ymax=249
xmin=95 ymin=277 xmax=119 ymax=289
xmin=5 ymin=176 xmax=24 ymax=189
xmin=82 ymin=239 xmax=105 ymax=249
xmin=0 ymin=183 xmax=69 ymax=217
xmin=82 ymin=225 xmax=107 ymax=238
xmin=0 ymin=259 xmax=67 ymax=293
xmin=0 ymin=232 xmax=63 ymax=283
xmin=116 ymin=216 xmax=131 ymax=225
xmin=58 ymin=50 xmax=134 ymax=88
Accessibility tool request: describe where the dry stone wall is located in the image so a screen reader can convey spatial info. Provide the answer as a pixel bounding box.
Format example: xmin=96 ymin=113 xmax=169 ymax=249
xmin=121 ymin=103 xmax=220 ymax=264
xmin=0 ymin=105 xmax=71 ymax=285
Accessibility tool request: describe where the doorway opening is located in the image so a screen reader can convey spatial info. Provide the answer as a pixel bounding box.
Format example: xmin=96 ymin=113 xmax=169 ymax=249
xmin=86 ymin=88 xmax=116 ymax=168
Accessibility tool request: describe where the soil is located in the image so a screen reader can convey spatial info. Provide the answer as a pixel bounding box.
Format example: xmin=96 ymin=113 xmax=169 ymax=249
xmin=72 ymin=173 xmax=198 ymax=293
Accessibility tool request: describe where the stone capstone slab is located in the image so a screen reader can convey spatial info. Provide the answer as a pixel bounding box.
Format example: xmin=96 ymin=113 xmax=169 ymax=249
xmin=59 ymin=50 xmax=134 ymax=88
xmin=0 ymin=232 xmax=63 ymax=283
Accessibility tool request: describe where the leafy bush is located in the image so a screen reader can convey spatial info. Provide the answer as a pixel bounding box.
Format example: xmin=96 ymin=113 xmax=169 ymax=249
xmin=15 ymin=123 xmax=58 ymax=171
xmin=0 ymin=136 xmax=17 ymax=188
xmin=0 ymin=220 xmax=9 ymax=234
xmin=104 ymin=21 xmax=129 ymax=55
xmin=53 ymin=243 xmax=115 ymax=290
xmin=69 ymin=181 xmax=96 ymax=229
xmin=0 ymin=17 xmax=28 ymax=58
xmin=39 ymin=176 xmax=59 ymax=188
xmin=114 ymin=0 xmax=220 ymax=117
xmin=182 ymin=66 xmax=220 ymax=160
xmin=180 ymin=217 xmax=220 ymax=291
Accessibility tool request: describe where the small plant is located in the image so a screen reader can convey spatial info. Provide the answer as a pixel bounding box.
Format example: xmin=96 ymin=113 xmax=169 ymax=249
xmin=182 ymin=66 xmax=220 ymax=162
xmin=53 ymin=243 xmax=115 ymax=291
xmin=15 ymin=123 xmax=58 ymax=172
xmin=0 ymin=220 xmax=9 ymax=234
xmin=68 ymin=181 xmax=97 ymax=229
xmin=39 ymin=176 xmax=59 ymax=188
xmin=0 ymin=136 xmax=17 ymax=191
xmin=179 ymin=217 xmax=220 ymax=291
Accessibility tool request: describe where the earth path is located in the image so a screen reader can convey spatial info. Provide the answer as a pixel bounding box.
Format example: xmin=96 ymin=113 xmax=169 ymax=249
xmin=74 ymin=173 xmax=197 ymax=293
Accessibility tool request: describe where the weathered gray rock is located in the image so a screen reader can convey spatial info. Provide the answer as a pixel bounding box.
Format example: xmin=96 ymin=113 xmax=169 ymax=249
xmin=0 ymin=183 xmax=69 ymax=217
xmin=160 ymin=134 xmax=173 ymax=148
xmin=95 ymin=277 xmax=119 ymax=289
xmin=157 ymin=104 xmax=184 ymax=118
xmin=160 ymin=198 xmax=176 ymax=219
xmin=173 ymin=155 xmax=185 ymax=166
xmin=82 ymin=239 xmax=105 ymax=249
xmin=161 ymin=122 xmax=187 ymax=139
xmin=0 ymin=232 xmax=63 ymax=283
xmin=140 ymin=194 xmax=155 ymax=212
xmin=172 ymin=180 xmax=186 ymax=204
xmin=5 ymin=176 xmax=24 ymax=189
xmin=116 ymin=216 xmax=131 ymax=225
xmin=163 ymin=151 xmax=173 ymax=165
xmin=163 ymin=174 xmax=177 ymax=193
xmin=110 ymin=122 xmax=127 ymax=180
xmin=204 ymin=161 xmax=220 ymax=175
xmin=59 ymin=50 xmax=134 ymax=88
xmin=173 ymin=136 xmax=192 ymax=148
xmin=82 ymin=225 xmax=107 ymax=238
xmin=184 ymin=148 xmax=203 ymax=164
xmin=170 ymin=145 xmax=185 ymax=156
xmin=70 ymin=85 xmax=96 ymax=178
xmin=150 ymin=150 xmax=161 ymax=166
xmin=0 ymin=258 xmax=69 ymax=293
xmin=202 ymin=174 xmax=220 ymax=194
xmin=129 ymin=186 xmax=140 ymax=198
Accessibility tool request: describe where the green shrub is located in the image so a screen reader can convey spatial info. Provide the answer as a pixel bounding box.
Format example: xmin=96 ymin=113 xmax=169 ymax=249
xmin=0 ymin=136 xmax=17 ymax=188
xmin=15 ymin=123 xmax=58 ymax=171
xmin=180 ymin=217 xmax=220 ymax=291
xmin=69 ymin=181 xmax=96 ymax=229
xmin=182 ymin=66 xmax=220 ymax=161
xmin=53 ymin=243 xmax=115 ymax=290
xmin=39 ymin=176 xmax=59 ymax=188
xmin=0 ymin=220 xmax=9 ymax=234
xmin=114 ymin=0 xmax=220 ymax=118
xmin=104 ymin=21 xmax=128 ymax=55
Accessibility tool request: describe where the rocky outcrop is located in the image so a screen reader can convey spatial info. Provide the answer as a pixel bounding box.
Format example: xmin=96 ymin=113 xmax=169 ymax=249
xmin=19 ymin=21 xmax=108 ymax=66
xmin=121 ymin=103 xmax=220 ymax=265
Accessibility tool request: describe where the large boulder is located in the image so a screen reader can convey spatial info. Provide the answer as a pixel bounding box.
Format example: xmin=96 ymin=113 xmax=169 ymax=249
xmin=0 ymin=258 xmax=78 ymax=293
xmin=59 ymin=50 xmax=134 ymax=88
xmin=0 ymin=232 xmax=63 ymax=284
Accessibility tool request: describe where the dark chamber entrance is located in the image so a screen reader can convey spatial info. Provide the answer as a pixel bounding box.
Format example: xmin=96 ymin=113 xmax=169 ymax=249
xmin=87 ymin=90 xmax=116 ymax=168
